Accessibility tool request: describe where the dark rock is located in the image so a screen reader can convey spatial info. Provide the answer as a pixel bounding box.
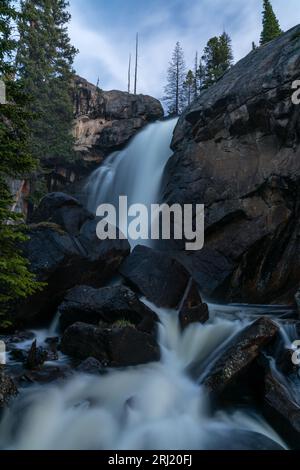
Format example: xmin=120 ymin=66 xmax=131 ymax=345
xmin=26 ymin=340 xmax=48 ymax=370
xmin=61 ymin=321 xmax=160 ymax=367
xmin=276 ymin=347 xmax=299 ymax=375
xmin=0 ymin=368 xmax=18 ymax=407
xmin=58 ymin=285 xmax=158 ymax=332
xmin=202 ymin=317 xmax=279 ymax=394
xmin=119 ymin=245 xmax=190 ymax=308
xmin=61 ymin=323 xmax=108 ymax=363
xmin=263 ymin=368 xmax=300 ymax=449
xmin=76 ymin=357 xmax=106 ymax=374
xmin=20 ymin=364 xmax=71 ymax=385
xmin=73 ymin=76 xmax=164 ymax=163
xmin=12 ymin=206 xmax=130 ymax=326
xmin=107 ymin=326 xmax=160 ymax=367
xmin=178 ymin=278 xmax=209 ymax=330
xmin=0 ymin=331 xmax=34 ymax=349
xmin=30 ymin=192 xmax=93 ymax=234
xmin=162 ymin=26 xmax=300 ymax=304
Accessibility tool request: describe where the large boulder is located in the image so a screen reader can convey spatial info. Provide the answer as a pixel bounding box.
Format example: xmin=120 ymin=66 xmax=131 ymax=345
xmin=119 ymin=245 xmax=190 ymax=308
xmin=162 ymin=25 xmax=300 ymax=303
xmin=11 ymin=195 xmax=130 ymax=326
xmin=73 ymin=76 xmax=164 ymax=163
xmin=202 ymin=317 xmax=279 ymax=394
xmin=58 ymin=285 xmax=158 ymax=333
xmin=60 ymin=322 xmax=160 ymax=367
xmin=29 ymin=192 xmax=93 ymax=234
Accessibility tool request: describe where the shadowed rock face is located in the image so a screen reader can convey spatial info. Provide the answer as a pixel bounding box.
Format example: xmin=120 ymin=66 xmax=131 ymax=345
xmin=202 ymin=317 xmax=279 ymax=394
xmin=73 ymin=76 xmax=164 ymax=164
xmin=162 ymin=25 xmax=300 ymax=304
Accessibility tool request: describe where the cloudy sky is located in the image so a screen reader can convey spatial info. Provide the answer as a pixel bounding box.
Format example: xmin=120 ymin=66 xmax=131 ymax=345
xmin=69 ymin=0 xmax=300 ymax=99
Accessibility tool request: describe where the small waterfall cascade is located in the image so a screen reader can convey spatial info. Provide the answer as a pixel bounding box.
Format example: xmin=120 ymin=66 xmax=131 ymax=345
xmin=84 ymin=118 xmax=177 ymax=247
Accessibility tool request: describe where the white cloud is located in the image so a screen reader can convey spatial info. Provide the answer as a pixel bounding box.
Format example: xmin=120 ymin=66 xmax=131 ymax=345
xmin=69 ymin=0 xmax=300 ymax=99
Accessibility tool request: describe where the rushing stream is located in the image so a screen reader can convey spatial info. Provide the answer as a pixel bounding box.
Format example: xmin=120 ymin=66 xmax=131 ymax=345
xmin=0 ymin=118 xmax=297 ymax=450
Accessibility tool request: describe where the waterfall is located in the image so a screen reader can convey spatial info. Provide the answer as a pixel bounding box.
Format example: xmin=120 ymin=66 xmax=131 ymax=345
xmin=84 ymin=118 xmax=177 ymax=247
xmin=0 ymin=302 xmax=287 ymax=450
xmin=0 ymin=119 xmax=293 ymax=450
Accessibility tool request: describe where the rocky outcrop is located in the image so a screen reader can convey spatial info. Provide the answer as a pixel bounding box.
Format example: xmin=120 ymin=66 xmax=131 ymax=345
xmin=202 ymin=317 xmax=279 ymax=394
xmin=163 ymin=25 xmax=300 ymax=304
xmin=119 ymin=245 xmax=190 ymax=308
xmin=9 ymin=193 xmax=130 ymax=327
xmin=73 ymin=75 xmax=164 ymax=164
xmin=61 ymin=322 xmax=160 ymax=367
xmin=57 ymin=285 xmax=158 ymax=333
xmin=29 ymin=192 xmax=93 ymax=233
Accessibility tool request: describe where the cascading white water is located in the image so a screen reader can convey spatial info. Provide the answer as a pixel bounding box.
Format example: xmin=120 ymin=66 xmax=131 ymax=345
xmin=0 ymin=119 xmax=293 ymax=450
xmin=0 ymin=302 xmax=287 ymax=450
xmin=84 ymin=118 xmax=177 ymax=247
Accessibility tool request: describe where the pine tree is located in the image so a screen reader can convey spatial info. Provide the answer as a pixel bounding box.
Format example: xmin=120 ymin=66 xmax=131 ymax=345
xmin=163 ymin=42 xmax=186 ymax=116
xmin=202 ymin=32 xmax=233 ymax=88
xmin=17 ymin=0 xmax=77 ymax=165
xmin=183 ymin=70 xmax=194 ymax=107
xmin=0 ymin=1 xmax=42 ymax=325
xmin=260 ymin=0 xmax=282 ymax=45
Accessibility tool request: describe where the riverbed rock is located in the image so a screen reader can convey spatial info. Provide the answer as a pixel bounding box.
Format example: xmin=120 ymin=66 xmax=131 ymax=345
xmin=0 ymin=368 xmax=18 ymax=407
xmin=58 ymin=285 xmax=158 ymax=333
xmin=25 ymin=340 xmax=48 ymax=370
xmin=29 ymin=192 xmax=93 ymax=234
xmin=10 ymin=208 xmax=130 ymax=326
xmin=162 ymin=25 xmax=300 ymax=304
xmin=202 ymin=317 xmax=279 ymax=394
xmin=178 ymin=278 xmax=209 ymax=330
xmin=60 ymin=322 xmax=160 ymax=367
xmin=119 ymin=245 xmax=190 ymax=308
xmin=263 ymin=368 xmax=300 ymax=449
xmin=76 ymin=357 xmax=105 ymax=374
xmin=73 ymin=75 xmax=164 ymax=164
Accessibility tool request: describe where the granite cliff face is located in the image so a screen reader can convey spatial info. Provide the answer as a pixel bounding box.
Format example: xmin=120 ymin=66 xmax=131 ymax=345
xmin=163 ymin=25 xmax=300 ymax=304
xmin=73 ymin=76 xmax=164 ymax=164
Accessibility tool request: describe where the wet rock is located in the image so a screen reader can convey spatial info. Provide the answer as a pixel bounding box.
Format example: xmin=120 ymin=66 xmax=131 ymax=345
xmin=162 ymin=25 xmax=300 ymax=304
xmin=26 ymin=340 xmax=48 ymax=370
xmin=20 ymin=364 xmax=71 ymax=385
xmin=61 ymin=323 xmax=108 ymax=363
xmin=11 ymin=204 xmax=130 ymax=326
xmin=202 ymin=317 xmax=279 ymax=394
xmin=0 ymin=368 xmax=18 ymax=407
xmin=0 ymin=331 xmax=34 ymax=349
xmin=119 ymin=245 xmax=190 ymax=308
xmin=61 ymin=322 xmax=160 ymax=367
xmin=30 ymin=192 xmax=93 ymax=234
xmin=263 ymin=368 xmax=300 ymax=449
xmin=107 ymin=326 xmax=160 ymax=367
xmin=76 ymin=357 xmax=106 ymax=374
xmin=58 ymin=285 xmax=158 ymax=333
xmin=178 ymin=278 xmax=209 ymax=330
